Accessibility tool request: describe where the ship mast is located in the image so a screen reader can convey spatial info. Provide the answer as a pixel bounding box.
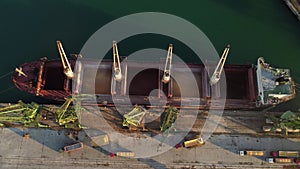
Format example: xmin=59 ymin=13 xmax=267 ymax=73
xmin=56 ymin=40 xmax=74 ymax=79
xmin=210 ymin=44 xmax=230 ymax=85
xmin=112 ymin=41 xmax=122 ymax=81
xmin=162 ymin=44 xmax=173 ymax=84
xmin=15 ymin=67 xmax=27 ymax=77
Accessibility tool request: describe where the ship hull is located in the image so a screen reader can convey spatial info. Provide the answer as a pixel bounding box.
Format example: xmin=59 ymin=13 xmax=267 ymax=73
xmin=12 ymin=58 xmax=295 ymax=109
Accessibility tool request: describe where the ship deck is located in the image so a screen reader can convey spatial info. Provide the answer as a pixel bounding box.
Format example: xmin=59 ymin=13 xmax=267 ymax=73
xmin=12 ymin=58 xmax=260 ymax=109
xmin=73 ymin=59 xmax=258 ymax=109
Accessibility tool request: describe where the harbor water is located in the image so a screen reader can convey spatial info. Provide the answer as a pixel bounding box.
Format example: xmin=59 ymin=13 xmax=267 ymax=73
xmin=0 ymin=0 xmax=299 ymax=110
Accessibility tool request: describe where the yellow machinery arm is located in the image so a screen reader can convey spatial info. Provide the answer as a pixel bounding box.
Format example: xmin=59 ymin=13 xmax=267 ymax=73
xmin=123 ymin=105 xmax=147 ymax=127
xmin=55 ymin=96 xmax=84 ymax=127
xmin=160 ymin=106 xmax=178 ymax=132
xmin=0 ymin=101 xmax=40 ymax=126
xmin=56 ymin=40 xmax=74 ymax=79
xmin=162 ymin=44 xmax=173 ymax=83
xmin=113 ymin=41 xmax=122 ymax=81
xmin=0 ymin=98 xmax=84 ymax=128
xmin=56 ymin=97 xmax=73 ymax=124
xmin=210 ymin=44 xmax=230 ymax=85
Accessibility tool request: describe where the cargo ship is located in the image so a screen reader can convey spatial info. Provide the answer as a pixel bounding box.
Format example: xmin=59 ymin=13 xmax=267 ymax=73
xmin=283 ymin=0 xmax=300 ymax=21
xmin=12 ymin=41 xmax=296 ymax=109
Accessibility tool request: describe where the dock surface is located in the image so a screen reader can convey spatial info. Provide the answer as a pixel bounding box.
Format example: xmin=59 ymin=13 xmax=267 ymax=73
xmin=1 ymin=110 xmax=299 ymax=169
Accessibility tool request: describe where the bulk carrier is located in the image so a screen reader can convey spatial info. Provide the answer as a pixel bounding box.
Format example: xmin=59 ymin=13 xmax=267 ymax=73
xmin=12 ymin=41 xmax=296 ymax=109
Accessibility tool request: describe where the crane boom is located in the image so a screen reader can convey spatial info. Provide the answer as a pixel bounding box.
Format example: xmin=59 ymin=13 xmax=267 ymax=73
xmin=210 ymin=44 xmax=230 ymax=85
xmin=162 ymin=44 xmax=173 ymax=83
xmin=113 ymin=41 xmax=122 ymax=81
xmin=56 ymin=40 xmax=74 ymax=79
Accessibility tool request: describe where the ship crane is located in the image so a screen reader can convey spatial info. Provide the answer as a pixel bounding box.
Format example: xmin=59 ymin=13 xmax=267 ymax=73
xmin=210 ymin=44 xmax=230 ymax=85
xmin=113 ymin=41 xmax=122 ymax=81
xmin=162 ymin=44 xmax=173 ymax=84
xmin=56 ymin=40 xmax=74 ymax=79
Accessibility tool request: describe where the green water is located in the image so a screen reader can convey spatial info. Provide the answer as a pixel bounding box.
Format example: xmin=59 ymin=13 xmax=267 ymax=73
xmin=0 ymin=0 xmax=299 ymax=110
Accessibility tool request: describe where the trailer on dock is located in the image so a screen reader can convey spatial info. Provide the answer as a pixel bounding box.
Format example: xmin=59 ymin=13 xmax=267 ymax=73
xmin=63 ymin=142 xmax=84 ymax=152
xmin=271 ymin=151 xmax=299 ymax=157
xmin=239 ymin=150 xmax=265 ymax=156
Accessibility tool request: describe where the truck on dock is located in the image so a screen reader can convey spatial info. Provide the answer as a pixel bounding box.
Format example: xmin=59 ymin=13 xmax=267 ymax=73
xmin=266 ymin=157 xmax=294 ymax=163
xmin=63 ymin=142 xmax=83 ymax=152
xmin=239 ymin=150 xmax=265 ymax=156
xmin=116 ymin=152 xmax=136 ymax=157
xmin=271 ymin=151 xmax=299 ymax=157
xmin=183 ymin=137 xmax=205 ymax=148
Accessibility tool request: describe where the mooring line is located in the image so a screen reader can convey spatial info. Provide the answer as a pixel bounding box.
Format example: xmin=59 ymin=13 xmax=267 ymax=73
xmin=0 ymin=86 xmax=16 ymax=95
xmin=0 ymin=71 xmax=13 ymax=79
